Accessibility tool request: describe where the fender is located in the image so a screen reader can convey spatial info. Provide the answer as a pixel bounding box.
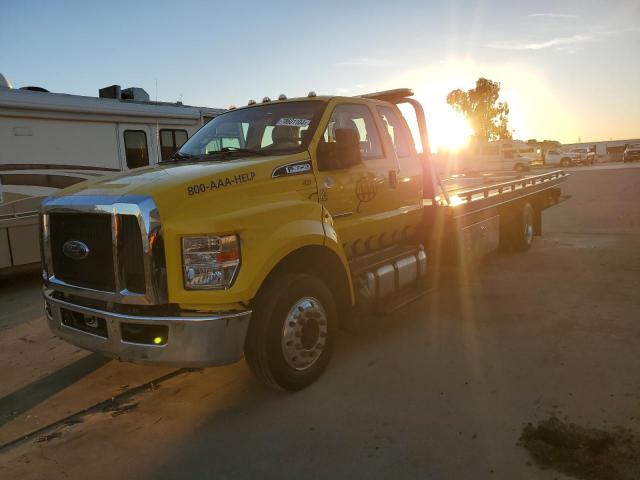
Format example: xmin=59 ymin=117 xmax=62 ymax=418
xmin=321 ymin=207 xmax=355 ymax=303
xmin=171 ymin=216 xmax=353 ymax=310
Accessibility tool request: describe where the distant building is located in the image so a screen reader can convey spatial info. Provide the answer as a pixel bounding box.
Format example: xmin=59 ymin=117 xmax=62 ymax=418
xmin=559 ymin=139 xmax=640 ymax=162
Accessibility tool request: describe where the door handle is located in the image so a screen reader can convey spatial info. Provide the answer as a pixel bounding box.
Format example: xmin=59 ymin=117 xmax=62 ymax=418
xmin=388 ymin=170 xmax=398 ymax=188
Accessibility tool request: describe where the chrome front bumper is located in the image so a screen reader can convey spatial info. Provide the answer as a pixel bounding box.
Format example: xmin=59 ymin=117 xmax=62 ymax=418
xmin=44 ymin=289 xmax=251 ymax=368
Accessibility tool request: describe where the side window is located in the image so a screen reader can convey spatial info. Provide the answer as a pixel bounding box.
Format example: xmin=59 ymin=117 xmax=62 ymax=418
xmin=481 ymin=146 xmax=500 ymax=156
xmin=322 ymin=104 xmax=383 ymax=159
xmin=376 ymin=106 xmax=411 ymax=157
xmin=123 ymin=130 xmax=149 ymax=169
xmin=159 ymin=129 xmax=188 ymax=161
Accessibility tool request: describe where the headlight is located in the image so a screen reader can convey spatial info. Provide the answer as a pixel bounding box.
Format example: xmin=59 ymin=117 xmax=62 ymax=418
xmin=182 ymin=235 xmax=240 ymax=289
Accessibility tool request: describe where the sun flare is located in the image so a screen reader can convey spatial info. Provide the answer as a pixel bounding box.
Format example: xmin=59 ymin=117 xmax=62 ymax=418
xmin=430 ymin=109 xmax=473 ymax=152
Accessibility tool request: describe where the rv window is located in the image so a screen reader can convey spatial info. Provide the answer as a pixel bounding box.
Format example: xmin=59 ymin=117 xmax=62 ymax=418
xmin=376 ymin=106 xmax=411 ymax=157
xmin=160 ymin=129 xmax=189 ymax=161
xmin=123 ymin=130 xmax=149 ymax=169
xmin=175 ymin=130 xmax=188 ymax=147
xmin=481 ymin=146 xmax=500 ymax=156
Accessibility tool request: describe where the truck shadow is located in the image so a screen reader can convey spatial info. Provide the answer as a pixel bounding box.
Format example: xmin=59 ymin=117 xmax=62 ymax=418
xmin=0 ymin=353 xmax=109 ymax=428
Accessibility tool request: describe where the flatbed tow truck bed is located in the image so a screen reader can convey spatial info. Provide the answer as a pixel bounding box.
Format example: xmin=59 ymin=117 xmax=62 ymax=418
xmin=424 ymin=170 xmax=569 ymax=263
xmin=440 ymin=170 xmax=568 ymax=210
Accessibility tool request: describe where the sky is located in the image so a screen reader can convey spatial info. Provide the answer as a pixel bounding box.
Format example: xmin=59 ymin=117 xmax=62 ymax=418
xmin=1 ymin=0 xmax=639 ymax=151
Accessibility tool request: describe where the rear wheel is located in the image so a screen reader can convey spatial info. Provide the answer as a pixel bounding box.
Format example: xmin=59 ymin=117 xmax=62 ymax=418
xmin=244 ymin=273 xmax=337 ymax=391
xmin=501 ymin=202 xmax=535 ymax=251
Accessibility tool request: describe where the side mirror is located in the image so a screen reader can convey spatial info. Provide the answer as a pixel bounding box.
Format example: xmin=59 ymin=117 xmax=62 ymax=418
xmin=317 ymin=128 xmax=362 ymax=171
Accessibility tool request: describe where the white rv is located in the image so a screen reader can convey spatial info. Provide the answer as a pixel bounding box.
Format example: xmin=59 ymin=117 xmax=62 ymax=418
xmin=456 ymin=139 xmax=541 ymax=173
xmin=0 ymin=74 xmax=224 ymax=275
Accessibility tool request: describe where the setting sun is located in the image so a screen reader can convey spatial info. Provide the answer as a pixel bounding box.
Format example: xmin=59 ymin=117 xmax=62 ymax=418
xmin=430 ymin=109 xmax=474 ymax=152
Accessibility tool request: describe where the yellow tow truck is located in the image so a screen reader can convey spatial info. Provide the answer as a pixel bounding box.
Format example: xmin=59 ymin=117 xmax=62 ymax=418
xmin=41 ymin=89 xmax=567 ymax=390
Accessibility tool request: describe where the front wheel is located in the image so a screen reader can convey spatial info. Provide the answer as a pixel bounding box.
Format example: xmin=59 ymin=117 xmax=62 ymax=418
xmin=560 ymin=158 xmax=571 ymax=168
xmin=244 ymin=273 xmax=337 ymax=391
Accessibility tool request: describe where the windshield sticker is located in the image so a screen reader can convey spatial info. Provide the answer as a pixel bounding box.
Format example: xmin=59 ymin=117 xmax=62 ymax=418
xmin=276 ymin=118 xmax=311 ymax=128
xmin=187 ymin=171 xmax=256 ymax=196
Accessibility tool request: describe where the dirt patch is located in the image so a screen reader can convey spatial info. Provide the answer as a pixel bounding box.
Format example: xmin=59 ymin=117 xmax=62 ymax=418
xmin=519 ymin=417 xmax=640 ymax=480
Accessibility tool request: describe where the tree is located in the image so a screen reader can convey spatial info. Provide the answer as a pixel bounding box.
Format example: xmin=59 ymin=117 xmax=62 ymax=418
xmin=446 ymin=78 xmax=512 ymax=141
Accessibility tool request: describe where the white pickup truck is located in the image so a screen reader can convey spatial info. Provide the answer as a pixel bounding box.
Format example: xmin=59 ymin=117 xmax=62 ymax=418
xmin=570 ymin=148 xmax=595 ymax=165
xmin=544 ymin=149 xmax=582 ymax=167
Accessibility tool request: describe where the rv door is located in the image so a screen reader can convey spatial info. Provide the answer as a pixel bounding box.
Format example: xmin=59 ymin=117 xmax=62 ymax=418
xmin=117 ymin=125 xmax=157 ymax=170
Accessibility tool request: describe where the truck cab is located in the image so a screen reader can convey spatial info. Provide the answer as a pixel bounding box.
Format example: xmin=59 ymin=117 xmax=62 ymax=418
xmin=41 ymin=89 xmax=567 ymax=390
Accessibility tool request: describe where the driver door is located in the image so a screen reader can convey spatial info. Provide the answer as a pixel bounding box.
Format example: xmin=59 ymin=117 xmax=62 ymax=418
xmin=316 ymin=102 xmax=395 ymax=259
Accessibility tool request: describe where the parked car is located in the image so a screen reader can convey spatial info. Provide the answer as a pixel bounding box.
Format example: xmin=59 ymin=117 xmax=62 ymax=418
xmin=570 ymin=148 xmax=595 ymax=165
xmin=623 ymin=143 xmax=640 ymax=163
xmin=545 ymin=149 xmax=581 ymax=167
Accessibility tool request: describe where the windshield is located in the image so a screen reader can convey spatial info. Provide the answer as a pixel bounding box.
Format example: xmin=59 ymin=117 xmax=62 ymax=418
xmin=572 ymin=148 xmax=587 ymax=153
xmin=176 ymin=101 xmax=325 ymax=159
xmin=628 ymin=143 xmax=640 ymax=149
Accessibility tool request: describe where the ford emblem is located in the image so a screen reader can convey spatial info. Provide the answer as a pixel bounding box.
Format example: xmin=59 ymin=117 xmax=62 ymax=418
xmin=62 ymin=240 xmax=90 ymax=261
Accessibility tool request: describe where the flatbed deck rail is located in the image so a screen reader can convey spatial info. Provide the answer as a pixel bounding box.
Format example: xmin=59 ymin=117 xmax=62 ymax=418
xmin=445 ymin=170 xmax=568 ymax=213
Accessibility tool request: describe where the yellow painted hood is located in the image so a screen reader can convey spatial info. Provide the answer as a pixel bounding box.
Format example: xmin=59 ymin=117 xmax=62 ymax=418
xmin=54 ymin=152 xmax=313 ymax=218
xmin=57 ymin=154 xmax=305 ymax=197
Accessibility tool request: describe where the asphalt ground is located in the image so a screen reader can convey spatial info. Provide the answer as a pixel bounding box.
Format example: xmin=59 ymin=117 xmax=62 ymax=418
xmin=1 ymin=162 xmax=639 ymax=479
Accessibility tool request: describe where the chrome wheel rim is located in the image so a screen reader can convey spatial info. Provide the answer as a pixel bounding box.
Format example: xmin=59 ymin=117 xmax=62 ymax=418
xmin=524 ymin=212 xmax=534 ymax=244
xmin=281 ymin=297 xmax=327 ymax=371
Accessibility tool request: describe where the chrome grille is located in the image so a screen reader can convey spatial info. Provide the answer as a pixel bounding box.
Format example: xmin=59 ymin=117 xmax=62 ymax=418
xmin=41 ymin=195 xmax=166 ymax=305
xmin=118 ymin=214 xmax=145 ymax=293
xmin=50 ymin=212 xmax=115 ymax=291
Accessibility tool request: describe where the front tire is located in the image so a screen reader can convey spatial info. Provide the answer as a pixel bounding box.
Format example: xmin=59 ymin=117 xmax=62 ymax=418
xmin=244 ymin=273 xmax=337 ymax=391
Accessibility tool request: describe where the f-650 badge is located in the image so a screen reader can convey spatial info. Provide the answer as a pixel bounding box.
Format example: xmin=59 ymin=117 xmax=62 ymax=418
xmin=272 ymin=160 xmax=312 ymax=178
